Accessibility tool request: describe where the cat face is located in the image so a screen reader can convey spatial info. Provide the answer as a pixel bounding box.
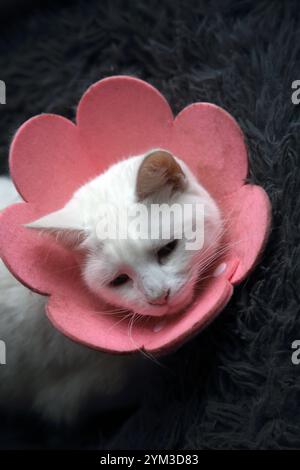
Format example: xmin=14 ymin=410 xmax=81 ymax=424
xmin=28 ymin=150 xmax=222 ymax=317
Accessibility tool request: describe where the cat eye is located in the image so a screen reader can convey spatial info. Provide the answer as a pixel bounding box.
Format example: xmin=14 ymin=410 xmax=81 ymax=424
xmin=110 ymin=274 xmax=130 ymax=287
xmin=157 ymin=239 xmax=178 ymax=262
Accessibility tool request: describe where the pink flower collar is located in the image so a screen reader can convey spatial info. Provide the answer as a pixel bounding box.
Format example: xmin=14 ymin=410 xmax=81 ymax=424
xmin=0 ymin=76 xmax=271 ymax=354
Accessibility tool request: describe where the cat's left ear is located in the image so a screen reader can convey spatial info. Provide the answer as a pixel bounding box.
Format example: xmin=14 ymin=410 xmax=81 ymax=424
xmin=136 ymin=149 xmax=186 ymax=201
xmin=25 ymin=204 xmax=88 ymax=249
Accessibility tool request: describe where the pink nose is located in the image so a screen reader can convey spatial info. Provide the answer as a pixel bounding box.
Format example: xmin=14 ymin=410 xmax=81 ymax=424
xmin=148 ymin=289 xmax=170 ymax=305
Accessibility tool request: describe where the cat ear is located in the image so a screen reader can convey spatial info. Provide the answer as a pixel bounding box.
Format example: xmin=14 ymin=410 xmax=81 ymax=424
xmin=136 ymin=149 xmax=186 ymax=201
xmin=25 ymin=204 xmax=88 ymax=248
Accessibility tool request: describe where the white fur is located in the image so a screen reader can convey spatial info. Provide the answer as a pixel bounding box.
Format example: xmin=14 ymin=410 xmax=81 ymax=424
xmin=0 ymin=176 xmax=19 ymax=210
xmin=0 ymin=177 xmax=138 ymax=423
xmin=0 ymin=153 xmax=222 ymax=422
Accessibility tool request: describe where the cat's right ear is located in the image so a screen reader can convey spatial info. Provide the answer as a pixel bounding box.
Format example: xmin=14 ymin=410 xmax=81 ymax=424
xmin=24 ymin=204 xmax=88 ymax=249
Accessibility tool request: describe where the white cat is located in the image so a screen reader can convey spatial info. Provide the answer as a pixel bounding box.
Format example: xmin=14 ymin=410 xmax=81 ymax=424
xmin=0 ymin=150 xmax=222 ymax=423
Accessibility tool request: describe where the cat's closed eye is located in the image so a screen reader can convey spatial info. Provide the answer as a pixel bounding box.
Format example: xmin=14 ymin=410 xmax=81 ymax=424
xmin=110 ymin=273 xmax=130 ymax=287
xmin=157 ymin=239 xmax=178 ymax=263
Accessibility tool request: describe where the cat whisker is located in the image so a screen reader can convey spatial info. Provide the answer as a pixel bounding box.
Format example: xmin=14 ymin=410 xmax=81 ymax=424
xmin=125 ymin=312 xmax=166 ymax=368
xmin=107 ymin=312 xmax=133 ymax=334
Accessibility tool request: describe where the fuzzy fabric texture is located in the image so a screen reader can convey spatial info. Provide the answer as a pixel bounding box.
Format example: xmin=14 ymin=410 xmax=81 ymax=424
xmin=0 ymin=0 xmax=300 ymax=450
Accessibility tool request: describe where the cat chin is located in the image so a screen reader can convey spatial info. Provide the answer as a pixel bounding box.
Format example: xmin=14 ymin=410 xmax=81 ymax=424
xmin=91 ymin=292 xmax=193 ymax=318
xmin=112 ymin=290 xmax=194 ymax=318
xmin=132 ymin=296 xmax=194 ymax=318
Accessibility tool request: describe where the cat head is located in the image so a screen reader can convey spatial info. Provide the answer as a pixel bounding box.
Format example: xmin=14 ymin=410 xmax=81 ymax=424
xmin=27 ymin=150 xmax=222 ymax=317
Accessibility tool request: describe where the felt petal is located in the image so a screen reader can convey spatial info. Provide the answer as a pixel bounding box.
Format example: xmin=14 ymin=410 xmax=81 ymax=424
xmin=144 ymin=258 xmax=239 ymax=353
xmin=0 ymin=203 xmax=79 ymax=295
xmin=47 ymin=258 xmax=239 ymax=354
xmin=220 ymin=184 xmax=271 ymax=284
xmin=170 ymin=103 xmax=248 ymax=198
xmin=47 ymin=285 xmax=139 ymax=354
xmin=77 ymin=76 xmax=173 ymax=173
xmin=10 ymin=114 xmax=91 ymax=212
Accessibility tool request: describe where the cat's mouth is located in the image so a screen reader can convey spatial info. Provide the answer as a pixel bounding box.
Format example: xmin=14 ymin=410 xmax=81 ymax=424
xmin=140 ymin=289 xmax=194 ymax=317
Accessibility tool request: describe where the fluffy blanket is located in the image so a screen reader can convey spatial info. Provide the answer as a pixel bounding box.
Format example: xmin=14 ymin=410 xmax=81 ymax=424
xmin=0 ymin=0 xmax=299 ymax=449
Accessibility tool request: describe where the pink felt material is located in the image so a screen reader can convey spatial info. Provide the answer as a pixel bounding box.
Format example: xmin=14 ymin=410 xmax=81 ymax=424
xmin=0 ymin=76 xmax=271 ymax=354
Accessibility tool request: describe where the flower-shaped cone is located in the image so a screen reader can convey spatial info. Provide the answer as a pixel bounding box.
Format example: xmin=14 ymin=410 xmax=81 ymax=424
xmin=0 ymin=76 xmax=271 ymax=354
